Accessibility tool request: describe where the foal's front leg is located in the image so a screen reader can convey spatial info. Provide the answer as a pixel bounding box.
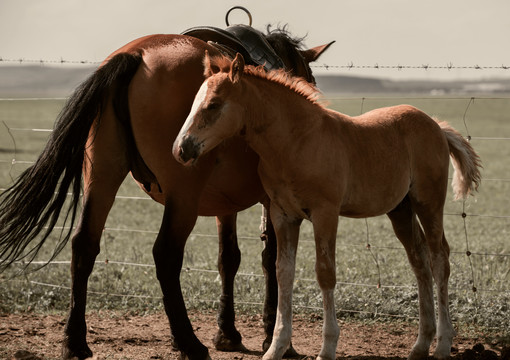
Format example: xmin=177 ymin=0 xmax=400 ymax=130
xmin=312 ymin=212 xmax=340 ymax=360
xmin=262 ymin=207 xmax=301 ymax=360
xmin=261 ymin=205 xmax=299 ymax=357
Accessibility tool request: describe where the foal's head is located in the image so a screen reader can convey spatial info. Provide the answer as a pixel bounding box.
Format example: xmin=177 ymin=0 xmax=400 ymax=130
xmin=172 ymin=32 xmax=334 ymax=166
xmin=172 ymin=53 xmax=247 ymax=166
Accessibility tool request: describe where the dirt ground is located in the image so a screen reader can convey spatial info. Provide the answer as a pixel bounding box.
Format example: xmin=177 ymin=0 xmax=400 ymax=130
xmin=1 ymin=311 xmax=508 ymax=360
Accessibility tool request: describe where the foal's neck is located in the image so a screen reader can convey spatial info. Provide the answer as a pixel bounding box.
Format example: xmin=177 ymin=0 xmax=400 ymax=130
xmin=242 ymin=75 xmax=325 ymax=154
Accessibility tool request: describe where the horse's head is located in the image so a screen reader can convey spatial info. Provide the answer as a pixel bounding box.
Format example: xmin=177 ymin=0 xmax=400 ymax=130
xmin=264 ymin=26 xmax=334 ymax=84
xmin=173 ymin=53 xmax=246 ymax=166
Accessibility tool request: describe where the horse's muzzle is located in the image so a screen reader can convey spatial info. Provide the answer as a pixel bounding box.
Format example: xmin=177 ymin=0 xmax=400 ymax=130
xmin=173 ymin=135 xmax=201 ymax=166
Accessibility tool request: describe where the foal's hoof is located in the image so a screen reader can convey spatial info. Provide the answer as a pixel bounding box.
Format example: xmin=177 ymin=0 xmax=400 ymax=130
xmin=283 ymin=344 xmax=300 ymax=358
xmin=213 ymin=330 xmax=248 ymax=352
xmin=262 ymin=338 xmax=299 ymax=358
xmin=407 ymin=348 xmax=430 ymax=360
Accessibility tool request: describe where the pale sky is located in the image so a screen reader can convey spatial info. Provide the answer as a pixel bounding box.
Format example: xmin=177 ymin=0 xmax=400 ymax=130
xmin=1 ymin=0 xmax=509 ymax=80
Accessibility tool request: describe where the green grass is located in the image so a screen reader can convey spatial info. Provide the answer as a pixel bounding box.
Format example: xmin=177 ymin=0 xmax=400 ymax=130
xmin=0 ymin=96 xmax=509 ymax=334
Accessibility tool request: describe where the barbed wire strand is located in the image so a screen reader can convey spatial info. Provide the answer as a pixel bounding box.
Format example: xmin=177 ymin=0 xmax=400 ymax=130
xmin=23 ymin=280 xmax=418 ymax=320
xmin=314 ymin=63 xmax=510 ymax=71
xmin=2 ymin=57 xmax=510 ymax=71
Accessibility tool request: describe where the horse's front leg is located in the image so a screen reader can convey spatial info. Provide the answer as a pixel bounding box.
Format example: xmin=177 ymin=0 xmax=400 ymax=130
xmin=153 ymin=200 xmax=210 ymax=360
xmin=262 ymin=206 xmax=301 ymax=360
xmin=213 ymin=213 xmax=246 ymax=352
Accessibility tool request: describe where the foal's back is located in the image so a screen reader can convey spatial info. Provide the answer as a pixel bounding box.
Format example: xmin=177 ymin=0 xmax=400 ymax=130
xmin=321 ymin=105 xmax=450 ymax=218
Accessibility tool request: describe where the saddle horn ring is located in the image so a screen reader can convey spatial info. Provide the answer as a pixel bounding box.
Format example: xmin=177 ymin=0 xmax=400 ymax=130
xmin=225 ymin=6 xmax=253 ymax=27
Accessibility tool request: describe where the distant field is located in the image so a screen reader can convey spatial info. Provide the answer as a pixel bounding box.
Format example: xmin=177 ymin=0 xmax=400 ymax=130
xmin=0 ymin=96 xmax=509 ymax=334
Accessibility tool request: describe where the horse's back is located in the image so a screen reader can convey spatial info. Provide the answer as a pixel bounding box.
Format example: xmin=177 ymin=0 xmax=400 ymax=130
xmin=121 ymin=35 xmax=265 ymax=211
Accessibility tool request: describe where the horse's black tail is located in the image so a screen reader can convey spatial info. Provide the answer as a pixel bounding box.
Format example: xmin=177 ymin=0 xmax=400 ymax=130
xmin=0 ymin=52 xmax=143 ymax=271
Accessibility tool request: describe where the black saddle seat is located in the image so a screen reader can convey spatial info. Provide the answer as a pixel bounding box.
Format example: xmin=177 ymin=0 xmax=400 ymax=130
xmin=182 ymin=24 xmax=285 ymax=70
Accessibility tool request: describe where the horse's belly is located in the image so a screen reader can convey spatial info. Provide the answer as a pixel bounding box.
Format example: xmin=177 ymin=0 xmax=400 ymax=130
xmin=198 ymin=137 xmax=265 ymax=216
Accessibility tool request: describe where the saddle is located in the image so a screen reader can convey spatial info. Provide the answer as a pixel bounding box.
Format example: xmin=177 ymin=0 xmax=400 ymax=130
xmin=182 ymin=24 xmax=285 ymax=71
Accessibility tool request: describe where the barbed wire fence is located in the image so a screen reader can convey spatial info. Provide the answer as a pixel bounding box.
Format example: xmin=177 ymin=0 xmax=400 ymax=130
xmin=1 ymin=56 xmax=510 ymax=71
xmin=0 ymin=58 xmax=509 ymax=325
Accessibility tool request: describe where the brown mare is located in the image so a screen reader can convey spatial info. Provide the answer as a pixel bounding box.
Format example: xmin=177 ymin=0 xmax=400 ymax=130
xmin=0 ymin=28 xmax=333 ymax=359
xmin=173 ymin=53 xmax=482 ymax=360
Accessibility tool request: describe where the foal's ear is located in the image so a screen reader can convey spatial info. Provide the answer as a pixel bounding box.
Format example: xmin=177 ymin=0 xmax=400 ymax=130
xmin=300 ymin=41 xmax=335 ymax=63
xmin=229 ymin=53 xmax=245 ymax=83
xmin=203 ymin=50 xmax=222 ymax=78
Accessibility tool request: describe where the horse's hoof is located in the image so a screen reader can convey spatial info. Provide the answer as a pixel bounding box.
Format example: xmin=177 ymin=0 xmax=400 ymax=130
xmin=61 ymin=343 xmax=93 ymax=360
xmin=213 ymin=330 xmax=247 ymax=352
xmin=179 ymin=352 xmax=212 ymax=360
xmin=263 ymin=337 xmax=271 ymax=352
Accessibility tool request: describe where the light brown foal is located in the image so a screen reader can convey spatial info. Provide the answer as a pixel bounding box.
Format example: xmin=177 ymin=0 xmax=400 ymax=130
xmin=173 ymin=53 xmax=482 ymax=360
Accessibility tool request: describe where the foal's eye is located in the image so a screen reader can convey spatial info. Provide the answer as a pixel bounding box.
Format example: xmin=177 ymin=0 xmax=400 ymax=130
xmin=206 ymin=102 xmax=221 ymax=111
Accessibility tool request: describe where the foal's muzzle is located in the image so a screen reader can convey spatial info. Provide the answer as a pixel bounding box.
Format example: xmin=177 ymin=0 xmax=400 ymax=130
xmin=173 ymin=135 xmax=202 ymax=166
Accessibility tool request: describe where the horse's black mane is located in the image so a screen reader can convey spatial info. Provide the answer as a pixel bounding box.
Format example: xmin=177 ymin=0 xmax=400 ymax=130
xmin=265 ymin=24 xmax=307 ymax=50
xmin=264 ymin=25 xmax=315 ymax=83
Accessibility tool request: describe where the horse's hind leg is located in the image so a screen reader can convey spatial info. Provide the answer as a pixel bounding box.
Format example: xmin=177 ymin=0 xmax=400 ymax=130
xmin=62 ymin=180 xmax=125 ymax=359
xmin=261 ymin=210 xmax=278 ymax=351
xmin=153 ymin=194 xmax=211 ymax=360
xmin=213 ymin=213 xmax=245 ymax=351
xmin=387 ymin=196 xmax=436 ymax=360
xmin=62 ymin=109 xmax=130 ymax=359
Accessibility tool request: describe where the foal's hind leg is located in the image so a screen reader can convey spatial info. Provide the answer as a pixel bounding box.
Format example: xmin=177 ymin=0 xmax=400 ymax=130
xmin=213 ymin=213 xmax=246 ymax=352
xmin=413 ymin=202 xmax=455 ymax=360
xmin=387 ymin=197 xmax=436 ymax=360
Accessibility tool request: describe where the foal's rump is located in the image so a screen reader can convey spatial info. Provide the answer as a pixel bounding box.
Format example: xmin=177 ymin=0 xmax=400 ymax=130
xmin=385 ymin=105 xmax=481 ymax=201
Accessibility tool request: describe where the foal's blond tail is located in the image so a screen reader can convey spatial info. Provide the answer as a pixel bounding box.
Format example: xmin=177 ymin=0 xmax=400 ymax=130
xmin=438 ymin=121 xmax=482 ymax=200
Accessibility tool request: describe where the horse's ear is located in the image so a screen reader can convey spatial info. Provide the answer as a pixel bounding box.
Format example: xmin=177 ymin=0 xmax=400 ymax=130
xmin=203 ymin=50 xmax=221 ymax=78
xmin=299 ymin=41 xmax=335 ymax=63
xmin=229 ymin=53 xmax=245 ymax=83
